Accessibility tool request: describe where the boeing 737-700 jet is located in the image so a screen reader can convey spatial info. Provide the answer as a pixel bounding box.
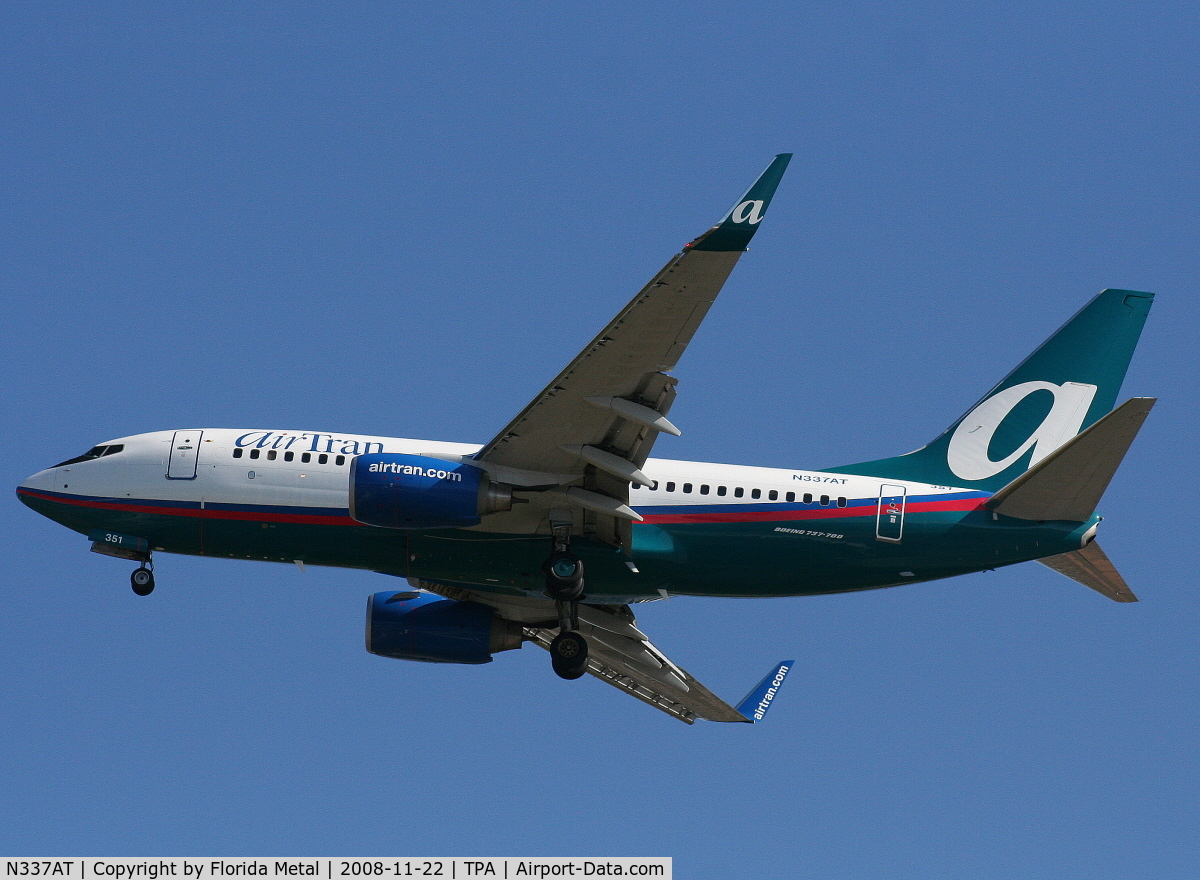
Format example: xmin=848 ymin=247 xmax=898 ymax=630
xmin=18 ymin=154 xmax=1156 ymax=724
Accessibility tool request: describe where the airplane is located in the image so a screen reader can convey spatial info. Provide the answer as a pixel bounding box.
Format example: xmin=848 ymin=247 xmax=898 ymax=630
xmin=17 ymin=154 xmax=1156 ymax=725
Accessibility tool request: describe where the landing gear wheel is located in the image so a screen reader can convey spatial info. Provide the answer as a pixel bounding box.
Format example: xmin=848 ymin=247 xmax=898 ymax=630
xmin=550 ymin=630 xmax=589 ymax=680
xmin=552 ymin=659 xmax=587 ymax=680
xmin=543 ymin=552 xmax=585 ymax=601
xmin=131 ymin=567 xmax=155 ymax=596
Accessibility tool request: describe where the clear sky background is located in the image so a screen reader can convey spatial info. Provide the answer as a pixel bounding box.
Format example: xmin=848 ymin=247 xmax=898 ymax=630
xmin=3 ymin=2 xmax=1198 ymax=876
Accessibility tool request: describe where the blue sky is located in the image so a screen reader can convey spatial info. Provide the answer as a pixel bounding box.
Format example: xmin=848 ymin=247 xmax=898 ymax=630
xmin=3 ymin=2 xmax=1198 ymax=875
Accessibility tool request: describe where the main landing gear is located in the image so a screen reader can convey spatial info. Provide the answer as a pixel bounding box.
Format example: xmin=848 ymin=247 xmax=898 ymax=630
xmin=544 ymin=527 xmax=589 ymax=680
xmin=549 ymin=630 xmax=588 ymax=680
xmin=130 ymin=559 xmax=155 ymax=596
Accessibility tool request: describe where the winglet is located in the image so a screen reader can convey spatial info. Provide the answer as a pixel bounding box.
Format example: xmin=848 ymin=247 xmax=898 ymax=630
xmin=688 ymin=153 xmax=792 ymax=252
xmin=735 ymin=660 xmax=793 ymax=722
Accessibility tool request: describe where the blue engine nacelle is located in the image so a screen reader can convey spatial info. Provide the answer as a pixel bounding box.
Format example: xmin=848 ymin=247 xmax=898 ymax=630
xmin=349 ymin=453 xmax=513 ymax=529
xmin=366 ymin=591 xmax=524 ymax=664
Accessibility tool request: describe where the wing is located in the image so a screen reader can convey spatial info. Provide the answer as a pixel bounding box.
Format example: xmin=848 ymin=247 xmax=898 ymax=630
xmin=409 ymin=577 xmax=755 ymax=724
xmin=471 ymin=155 xmax=792 ymax=548
xmin=526 ymin=607 xmax=751 ymax=724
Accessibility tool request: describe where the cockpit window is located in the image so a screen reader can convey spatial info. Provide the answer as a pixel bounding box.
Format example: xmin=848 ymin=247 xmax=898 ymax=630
xmin=52 ymin=444 xmax=124 ymax=467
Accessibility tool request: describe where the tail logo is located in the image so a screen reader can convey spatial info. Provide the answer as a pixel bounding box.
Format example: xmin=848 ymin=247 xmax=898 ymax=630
xmin=730 ymin=199 xmax=766 ymax=225
xmin=946 ymin=381 xmax=1097 ymax=481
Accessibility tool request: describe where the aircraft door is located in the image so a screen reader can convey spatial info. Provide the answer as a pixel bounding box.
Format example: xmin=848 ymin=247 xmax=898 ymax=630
xmin=167 ymin=430 xmax=203 ymax=479
xmin=876 ymin=484 xmax=906 ymax=543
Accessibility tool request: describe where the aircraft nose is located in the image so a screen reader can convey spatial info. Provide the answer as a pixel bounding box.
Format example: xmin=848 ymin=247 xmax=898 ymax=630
xmin=17 ymin=466 xmax=73 ymax=526
xmin=17 ymin=467 xmax=54 ymax=495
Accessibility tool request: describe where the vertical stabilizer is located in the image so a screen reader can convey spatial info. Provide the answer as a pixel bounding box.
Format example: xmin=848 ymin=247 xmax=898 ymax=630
xmin=826 ymin=289 xmax=1153 ymax=492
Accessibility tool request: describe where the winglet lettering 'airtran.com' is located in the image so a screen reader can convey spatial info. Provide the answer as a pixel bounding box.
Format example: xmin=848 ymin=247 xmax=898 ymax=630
xmin=736 ymin=661 xmax=794 ymax=722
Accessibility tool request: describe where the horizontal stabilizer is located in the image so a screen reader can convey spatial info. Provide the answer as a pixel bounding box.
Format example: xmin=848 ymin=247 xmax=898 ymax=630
xmin=1038 ymin=540 xmax=1138 ymax=602
xmin=987 ymin=397 xmax=1155 ymax=521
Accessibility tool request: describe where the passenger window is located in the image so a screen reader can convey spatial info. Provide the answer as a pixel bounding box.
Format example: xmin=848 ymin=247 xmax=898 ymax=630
xmin=666 ymin=482 xmax=675 ymax=492
xmin=233 ymin=448 xmax=244 ymax=459
xmin=267 ymin=450 xmax=277 ymax=461
xmin=318 ymin=454 xmax=328 ymax=465
xmin=336 ymin=455 xmax=345 ymax=466
xmin=734 ymin=487 xmax=744 ymax=497
xmin=837 ymin=497 xmax=848 ymax=508
xmin=717 ymin=486 xmax=727 ymax=496
xmin=751 ymin=488 xmax=761 ymax=499
xmin=249 ymin=449 xmax=260 ymax=460
xmin=683 ymin=483 xmax=693 ymax=494
xmin=786 ymin=492 xmax=795 ymax=502
xmin=820 ymin=495 xmax=830 ymax=506
xmin=284 ymin=451 xmax=294 ymax=462
xmin=700 ymin=484 xmax=709 ymax=495
xmin=804 ymin=493 xmax=812 ymax=504
xmin=769 ymin=490 xmax=778 ymax=501
xmin=302 ymin=453 xmax=311 ymax=463
xmin=650 ymin=481 xmax=659 ymax=490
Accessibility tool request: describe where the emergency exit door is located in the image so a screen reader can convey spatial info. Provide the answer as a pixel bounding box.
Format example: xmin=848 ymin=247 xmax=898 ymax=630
xmin=166 ymin=430 xmax=203 ymax=479
xmin=876 ymin=484 xmax=906 ymax=543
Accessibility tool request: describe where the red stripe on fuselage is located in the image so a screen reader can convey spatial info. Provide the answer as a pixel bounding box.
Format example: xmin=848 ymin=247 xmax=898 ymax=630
xmin=637 ymin=496 xmax=987 ymax=525
xmin=17 ymin=488 xmax=358 ymax=527
xmin=21 ymin=487 xmax=988 ymax=530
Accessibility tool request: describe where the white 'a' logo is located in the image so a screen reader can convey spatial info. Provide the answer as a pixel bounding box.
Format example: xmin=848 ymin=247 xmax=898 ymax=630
xmin=946 ymin=381 xmax=1098 ymax=481
xmin=731 ymin=199 xmax=765 ymax=225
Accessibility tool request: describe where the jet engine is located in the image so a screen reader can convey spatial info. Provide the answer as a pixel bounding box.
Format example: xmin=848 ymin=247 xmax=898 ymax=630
xmin=365 ymin=591 xmax=524 ymax=664
xmin=349 ymin=453 xmax=513 ymax=529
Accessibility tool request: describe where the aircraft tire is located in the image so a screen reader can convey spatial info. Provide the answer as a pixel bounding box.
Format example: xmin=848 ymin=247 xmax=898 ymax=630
xmin=543 ymin=553 xmax=585 ymax=601
xmin=550 ymin=630 xmax=588 ymax=679
xmin=131 ymin=567 xmax=155 ymax=596
xmin=552 ymin=661 xmax=587 ymax=680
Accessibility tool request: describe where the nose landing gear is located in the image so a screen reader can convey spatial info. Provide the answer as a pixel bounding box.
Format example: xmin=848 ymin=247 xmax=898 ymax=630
xmin=130 ymin=564 xmax=155 ymax=596
xmin=88 ymin=532 xmax=156 ymax=596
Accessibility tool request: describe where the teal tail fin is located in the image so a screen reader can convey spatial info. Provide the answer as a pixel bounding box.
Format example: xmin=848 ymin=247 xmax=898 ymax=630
xmin=827 ymin=289 xmax=1154 ymax=492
